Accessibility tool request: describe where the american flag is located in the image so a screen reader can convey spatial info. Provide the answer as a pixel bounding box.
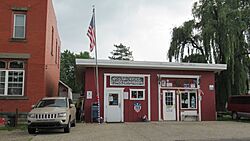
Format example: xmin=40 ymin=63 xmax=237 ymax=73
xmin=87 ymin=12 xmax=96 ymax=52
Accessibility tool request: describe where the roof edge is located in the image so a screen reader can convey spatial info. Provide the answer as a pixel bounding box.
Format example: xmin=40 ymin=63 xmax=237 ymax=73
xmin=76 ymin=59 xmax=227 ymax=72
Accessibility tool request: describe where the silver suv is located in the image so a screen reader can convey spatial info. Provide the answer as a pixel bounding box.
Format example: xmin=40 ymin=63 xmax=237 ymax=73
xmin=27 ymin=97 xmax=76 ymax=134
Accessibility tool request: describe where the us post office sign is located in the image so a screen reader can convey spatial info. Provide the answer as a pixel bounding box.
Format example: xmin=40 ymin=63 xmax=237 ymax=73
xmin=110 ymin=75 xmax=145 ymax=86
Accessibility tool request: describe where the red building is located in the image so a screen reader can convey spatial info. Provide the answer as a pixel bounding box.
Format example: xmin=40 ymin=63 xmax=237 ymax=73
xmin=0 ymin=0 xmax=60 ymax=115
xmin=76 ymin=59 xmax=227 ymax=122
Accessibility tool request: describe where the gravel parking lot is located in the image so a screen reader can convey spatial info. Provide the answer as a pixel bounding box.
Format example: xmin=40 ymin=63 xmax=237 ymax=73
xmin=1 ymin=121 xmax=250 ymax=141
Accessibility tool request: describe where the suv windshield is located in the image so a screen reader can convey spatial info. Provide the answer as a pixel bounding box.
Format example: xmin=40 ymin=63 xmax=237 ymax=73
xmin=36 ymin=99 xmax=67 ymax=108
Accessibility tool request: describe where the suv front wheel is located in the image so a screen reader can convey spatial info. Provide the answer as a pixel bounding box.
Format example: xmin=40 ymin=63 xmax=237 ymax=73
xmin=64 ymin=118 xmax=71 ymax=133
xmin=28 ymin=128 xmax=36 ymax=134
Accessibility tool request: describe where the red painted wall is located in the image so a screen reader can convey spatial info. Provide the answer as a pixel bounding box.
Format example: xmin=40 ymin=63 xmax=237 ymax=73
xmin=0 ymin=0 xmax=60 ymax=113
xmin=84 ymin=67 xmax=216 ymax=122
xmin=199 ymin=71 xmax=216 ymax=121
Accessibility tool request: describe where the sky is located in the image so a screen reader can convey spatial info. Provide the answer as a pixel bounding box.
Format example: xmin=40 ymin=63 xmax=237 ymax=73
xmin=52 ymin=0 xmax=197 ymax=61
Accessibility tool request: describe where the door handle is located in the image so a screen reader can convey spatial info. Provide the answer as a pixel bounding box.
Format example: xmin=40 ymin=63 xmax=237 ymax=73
xmin=119 ymin=103 xmax=121 ymax=108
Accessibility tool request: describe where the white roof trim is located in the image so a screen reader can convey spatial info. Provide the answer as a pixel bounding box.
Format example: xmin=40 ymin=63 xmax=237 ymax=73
xmin=59 ymin=80 xmax=72 ymax=91
xmin=76 ymin=59 xmax=227 ymax=72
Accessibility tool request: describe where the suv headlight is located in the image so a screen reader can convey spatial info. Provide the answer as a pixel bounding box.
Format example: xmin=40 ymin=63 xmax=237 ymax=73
xmin=28 ymin=113 xmax=36 ymax=118
xmin=58 ymin=112 xmax=67 ymax=117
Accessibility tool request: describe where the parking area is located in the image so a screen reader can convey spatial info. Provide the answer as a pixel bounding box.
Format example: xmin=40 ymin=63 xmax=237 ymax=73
xmin=1 ymin=121 xmax=250 ymax=141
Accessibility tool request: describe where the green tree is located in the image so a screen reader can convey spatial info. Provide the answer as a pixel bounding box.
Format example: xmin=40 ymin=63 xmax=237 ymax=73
xmin=60 ymin=50 xmax=91 ymax=92
xmin=75 ymin=51 xmax=92 ymax=59
xmin=168 ymin=0 xmax=250 ymax=111
xmin=182 ymin=54 xmax=207 ymax=63
xmin=109 ymin=43 xmax=134 ymax=60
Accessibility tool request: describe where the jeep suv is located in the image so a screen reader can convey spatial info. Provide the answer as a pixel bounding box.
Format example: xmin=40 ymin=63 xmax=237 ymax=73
xmin=27 ymin=97 xmax=76 ymax=134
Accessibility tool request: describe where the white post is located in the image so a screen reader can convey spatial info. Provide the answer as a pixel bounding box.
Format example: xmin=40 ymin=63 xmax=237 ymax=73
xmin=147 ymin=75 xmax=151 ymax=121
xmin=176 ymin=93 xmax=180 ymax=121
xmin=198 ymin=77 xmax=202 ymax=121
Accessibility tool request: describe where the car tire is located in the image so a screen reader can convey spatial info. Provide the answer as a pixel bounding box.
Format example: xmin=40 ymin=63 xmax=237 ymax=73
xmin=28 ymin=128 xmax=36 ymax=134
xmin=232 ymin=112 xmax=240 ymax=120
xmin=64 ymin=118 xmax=71 ymax=133
xmin=71 ymin=119 xmax=76 ymax=127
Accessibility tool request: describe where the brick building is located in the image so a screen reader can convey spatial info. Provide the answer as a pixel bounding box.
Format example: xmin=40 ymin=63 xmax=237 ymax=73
xmin=0 ymin=0 xmax=60 ymax=115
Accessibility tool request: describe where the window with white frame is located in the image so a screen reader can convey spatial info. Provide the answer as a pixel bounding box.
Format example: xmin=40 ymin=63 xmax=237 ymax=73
xmin=181 ymin=91 xmax=197 ymax=109
xmin=0 ymin=71 xmax=6 ymax=95
xmin=0 ymin=61 xmax=6 ymax=95
xmin=0 ymin=61 xmax=25 ymax=96
xmin=130 ymin=89 xmax=145 ymax=100
xmin=13 ymin=14 xmax=26 ymax=39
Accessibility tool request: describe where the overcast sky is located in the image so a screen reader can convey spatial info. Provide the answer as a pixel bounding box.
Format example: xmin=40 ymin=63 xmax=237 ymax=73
xmin=52 ymin=0 xmax=197 ymax=61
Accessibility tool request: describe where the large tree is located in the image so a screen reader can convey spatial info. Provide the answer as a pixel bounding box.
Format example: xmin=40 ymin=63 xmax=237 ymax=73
xmin=168 ymin=0 xmax=250 ymax=111
xmin=109 ymin=43 xmax=134 ymax=61
xmin=60 ymin=50 xmax=91 ymax=92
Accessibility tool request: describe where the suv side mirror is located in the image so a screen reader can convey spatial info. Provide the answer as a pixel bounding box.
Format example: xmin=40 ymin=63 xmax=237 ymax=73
xmin=70 ymin=104 xmax=75 ymax=108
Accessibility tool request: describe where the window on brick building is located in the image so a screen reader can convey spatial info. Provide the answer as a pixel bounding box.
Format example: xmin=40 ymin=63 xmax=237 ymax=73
xmin=9 ymin=61 xmax=24 ymax=69
xmin=0 ymin=60 xmax=25 ymax=96
xmin=13 ymin=14 xmax=26 ymax=39
xmin=0 ymin=71 xmax=5 ymax=95
xmin=0 ymin=61 xmax=6 ymax=69
xmin=55 ymin=40 xmax=58 ymax=64
xmin=51 ymin=27 xmax=54 ymax=56
xmin=57 ymin=45 xmax=60 ymax=68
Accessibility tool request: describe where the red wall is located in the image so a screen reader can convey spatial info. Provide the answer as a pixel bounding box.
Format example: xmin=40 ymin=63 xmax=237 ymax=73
xmin=84 ymin=67 xmax=216 ymax=122
xmin=0 ymin=0 xmax=60 ymax=113
xmin=200 ymin=72 xmax=216 ymax=121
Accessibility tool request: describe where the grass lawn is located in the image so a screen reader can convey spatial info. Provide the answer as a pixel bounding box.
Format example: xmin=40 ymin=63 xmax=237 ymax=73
xmin=0 ymin=123 xmax=27 ymax=131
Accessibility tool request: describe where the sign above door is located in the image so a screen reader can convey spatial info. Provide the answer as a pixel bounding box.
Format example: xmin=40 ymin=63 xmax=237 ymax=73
xmin=110 ymin=75 xmax=145 ymax=86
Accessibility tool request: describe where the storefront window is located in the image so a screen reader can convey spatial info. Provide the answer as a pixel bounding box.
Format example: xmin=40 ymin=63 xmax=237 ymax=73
xmin=181 ymin=91 xmax=197 ymax=109
xmin=130 ymin=89 xmax=145 ymax=100
xmin=190 ymin=92 xmax=196 ymax=108
xmin=181 ymin=92 xmax=188 ymax=108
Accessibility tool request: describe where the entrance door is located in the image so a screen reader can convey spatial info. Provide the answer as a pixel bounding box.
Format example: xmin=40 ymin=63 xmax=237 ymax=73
xmin=105 ymin=89 xmax=123 ymax=122
xmin=163 ymin=91 xmax=176 ymax=120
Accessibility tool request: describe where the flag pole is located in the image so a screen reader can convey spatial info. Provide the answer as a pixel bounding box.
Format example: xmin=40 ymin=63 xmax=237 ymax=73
xmin=92 ymin=6 xmax=101 ymax=124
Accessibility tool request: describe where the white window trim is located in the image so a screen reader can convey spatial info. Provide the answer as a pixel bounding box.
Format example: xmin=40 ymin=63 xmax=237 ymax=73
xmin=130 ymin=89 xmax=145 ymax=100
xmin=0 ymin=70 xmax=25 ymax=96
xmin=180 ymin=91 xmax=197 ymax=109
xmin=13 ymin=14 xmax=26 ymax=39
